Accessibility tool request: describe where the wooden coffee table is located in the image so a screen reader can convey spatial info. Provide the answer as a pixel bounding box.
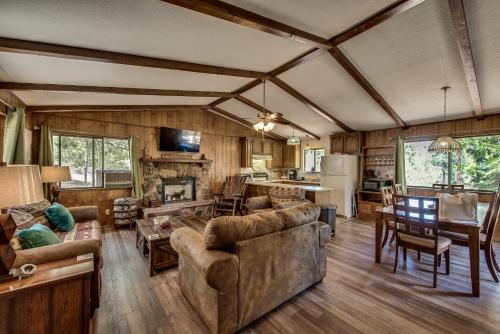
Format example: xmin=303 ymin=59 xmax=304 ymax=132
xmin=135 ymin=216 xmax=186 ymax=276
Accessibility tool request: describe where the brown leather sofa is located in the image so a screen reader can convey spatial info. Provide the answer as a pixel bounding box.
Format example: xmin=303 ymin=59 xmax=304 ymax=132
xmin=171 ymin=203 xmax=331 ymax=334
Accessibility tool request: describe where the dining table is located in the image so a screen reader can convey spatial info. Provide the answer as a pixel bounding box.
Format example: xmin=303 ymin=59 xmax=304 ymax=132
xmin=374 ymin=202 xmax=489 ymax=297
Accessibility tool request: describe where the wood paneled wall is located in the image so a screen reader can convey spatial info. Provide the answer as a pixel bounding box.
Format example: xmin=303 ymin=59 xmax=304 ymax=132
xmin=31 ymin=109 xmax=257 ymax=225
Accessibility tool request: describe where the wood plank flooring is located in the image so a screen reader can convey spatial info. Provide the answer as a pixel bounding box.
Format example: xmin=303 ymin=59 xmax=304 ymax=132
xmin=93 ymin=218 xmax=500 ymax=334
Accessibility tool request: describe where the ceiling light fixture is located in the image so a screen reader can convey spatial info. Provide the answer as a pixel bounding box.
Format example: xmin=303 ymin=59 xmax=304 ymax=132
xmin=287 ymin=127 xmax=300 ymax=146
xmin=253 ymin=79 xmax=275 ymax=133
xmin=428 ymin=86 xmax=461 ymax=153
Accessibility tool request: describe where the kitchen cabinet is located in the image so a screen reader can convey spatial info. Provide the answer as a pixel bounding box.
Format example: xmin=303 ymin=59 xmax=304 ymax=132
xmin=252 ymin=139 xmax=263 ymax=155
xmin=240 ymin=137 xmax=253 ymax=168
xmin=241 ymin=138 xmax=284 ymax=168
xmin=283 ymin=144 xmax=300 ymax=169
xmin=263 ymin=141 xmax=272 ymax=155
xmin=330 ymin=132 xmax=364 ymax=154
xmin=269 ymin=141 xmax=283 ymax=169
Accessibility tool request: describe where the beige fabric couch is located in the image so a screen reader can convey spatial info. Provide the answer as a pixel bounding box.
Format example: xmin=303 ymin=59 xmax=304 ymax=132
xmin=171 ymin=203 xmax=331 ymax=334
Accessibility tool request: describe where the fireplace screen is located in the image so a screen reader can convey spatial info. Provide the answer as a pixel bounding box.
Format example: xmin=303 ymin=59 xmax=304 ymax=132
xmin=161 ymin=177 xmax=196 ymax=203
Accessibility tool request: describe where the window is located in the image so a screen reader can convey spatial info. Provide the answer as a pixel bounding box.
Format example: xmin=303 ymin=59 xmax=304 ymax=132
xmin=404 ymin=134 xmax=500 ymax=191
xmin=304 ymin=148 xmax=325 ymax=173
xmin=53 ymin=134 xmax=132 ymax=189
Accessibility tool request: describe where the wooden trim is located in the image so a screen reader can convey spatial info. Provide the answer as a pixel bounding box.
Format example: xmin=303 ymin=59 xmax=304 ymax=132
xmin=0 ymin=82 xmax=235 ymax=98
xmin=234 ymin=95 xmax=320 ymax=140
xmin=0 ymin=37 xmax=269 ymax=79
xmin=161 ymin=0 xmax=332 ymax=49
xmin=268 ymin=77 xmax=353 ymax=132
xmin=447 ymin=0 xmax=483 ymax=119
xmin=208 ymin=106 xmax=285 ymax=141
xmin=27 ymin=105 xmax=207 ymax=112
xmin=328 ymin=47 xmax=408 ymax=128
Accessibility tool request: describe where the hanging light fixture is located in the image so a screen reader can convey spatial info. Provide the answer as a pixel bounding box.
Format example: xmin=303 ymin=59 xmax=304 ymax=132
xmin=305 ymin=135 xmax=310 ymax=150
xmin=287 ymin=127 xmax=300 ymax=146
xmin=253 ymin=79 xmax=275 ymax=133
xmin=428 ymin=86 xmax=461 ymax=153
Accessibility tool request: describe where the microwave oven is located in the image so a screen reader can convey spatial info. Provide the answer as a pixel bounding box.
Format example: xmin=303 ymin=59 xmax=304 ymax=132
xmin=362 ymin=179 xmax=392 ymax=190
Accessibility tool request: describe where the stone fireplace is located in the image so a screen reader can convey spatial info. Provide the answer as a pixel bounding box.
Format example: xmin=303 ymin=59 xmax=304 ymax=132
xmin=161 ymin=177 xmax=196 ymax=204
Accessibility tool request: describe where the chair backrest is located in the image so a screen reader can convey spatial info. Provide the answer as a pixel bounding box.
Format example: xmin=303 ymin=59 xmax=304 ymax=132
xmin=451 ymin=184 xmax=465 ymax=192
xmin=392 ymin=194 xmax=440 ymax=248
xmin=222 ymin=175 xmax=248 ymax=200
xmin=482 ymin=181 xmax=500 ymax=236
xmin=380 ymin=186 xmax=394 ymax=207
xmin=432 ymin=183 xmax=448 ymax=191
xmin=394 ymin=184 xmax=406 ymax=195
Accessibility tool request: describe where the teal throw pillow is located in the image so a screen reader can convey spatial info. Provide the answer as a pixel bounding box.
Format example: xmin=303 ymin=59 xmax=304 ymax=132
xmin=45 ymin=203 xmax=75 ymax=232
xmin=16 ymin=223 xmax=61 ymax=249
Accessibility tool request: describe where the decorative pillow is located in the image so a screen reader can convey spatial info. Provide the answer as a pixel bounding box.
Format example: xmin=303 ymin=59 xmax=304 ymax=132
xmin=8 ymin=199 xmax=52 ymax=229
xmin=204 ymin=211 xmax=284 ymax=250
xmin=16 ymin=223 xmax=61 ymax=249
xmin=269 ymin=187 xmax=305 ymax=208
xmin=275 ymin=202 xmax=321 ymax=229
xmin=45 ymin=203 xmax=75 ymax=232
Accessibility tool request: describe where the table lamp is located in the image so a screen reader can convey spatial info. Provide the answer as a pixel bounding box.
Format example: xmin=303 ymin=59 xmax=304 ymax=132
xmin=0 ymin=165 xmax=45 ymax=280
xmin=41 ymin=166 xmax=72 ymax=203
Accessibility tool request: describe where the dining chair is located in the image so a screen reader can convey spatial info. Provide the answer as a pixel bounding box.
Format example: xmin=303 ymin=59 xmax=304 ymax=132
xmin=380 ymin=186 xmax=395 ymax=247
xmin=394 ymin=183 xmax=406 ymax=195
xmin=432 ymin=183 xmax=449 ymax=191
xmin=393 ymin=194 xmax=451 ymax=288
xmin=439 ymin=183 xmax=500 ymax=282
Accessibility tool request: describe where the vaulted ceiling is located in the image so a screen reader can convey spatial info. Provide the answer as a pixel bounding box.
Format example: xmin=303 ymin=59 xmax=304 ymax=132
xmin=1 ymin=0 xmax=499 ymax=139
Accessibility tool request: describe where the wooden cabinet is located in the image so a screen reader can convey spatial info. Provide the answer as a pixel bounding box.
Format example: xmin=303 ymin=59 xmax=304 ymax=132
xmin=252 ymin=139 xmax=263 ymax=155
xmin=241 ymin=138 xmax=284 ymax=168
xmin=283 ymin=144 xmax=301 ymax=169
xmin=263 ymin=141 xmax=272 ymax=155
xmin=269 ymin=141 xmax=283 ymax=169
xmin=330 ymin=132 xmax=364 ymax=154
xmin=240 ymin=137 xmax=253 ymax=168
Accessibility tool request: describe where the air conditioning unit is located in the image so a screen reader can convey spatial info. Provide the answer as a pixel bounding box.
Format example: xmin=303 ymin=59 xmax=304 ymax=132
xmin=103 ymin=170 xmax=132 ymax=188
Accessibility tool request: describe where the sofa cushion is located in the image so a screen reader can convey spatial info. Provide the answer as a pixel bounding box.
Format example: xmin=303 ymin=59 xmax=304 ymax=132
xmin=274 ymin=199 xmax=312 ymax=210
xmin=16 ymin=223 xmax=61 ymax=249
xmin=204 ymin=212 xmax=284 ymax=250
xmin=275 ymin=202 xmax=321 ymax=229
xmin=8 ymin=199 xmax=52 ymax=230
xmin=45 ymin=203 xmax=75 ymax=232
xmin=269 ymin=187 xmax=304 ymax=208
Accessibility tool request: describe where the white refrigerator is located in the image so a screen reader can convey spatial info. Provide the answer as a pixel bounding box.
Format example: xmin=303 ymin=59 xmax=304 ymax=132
xmin=320 ymin=155 xmax=359 ymax=218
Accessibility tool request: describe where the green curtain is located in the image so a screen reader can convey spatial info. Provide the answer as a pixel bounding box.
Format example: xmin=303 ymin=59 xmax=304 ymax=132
xmin=129 ymin=136 xmax=143 ymax=199
xmin=38 ymin=124 xmax=54 ymax=200
xmin=3 ymin=107 xmax=26 ymax=164
xmin=395 ymin=136 xmax=406 ymax=188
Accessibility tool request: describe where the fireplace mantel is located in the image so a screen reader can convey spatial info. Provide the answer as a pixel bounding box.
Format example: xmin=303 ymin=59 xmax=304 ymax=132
xmin=141 ymin=158 xmax=212 ymax=165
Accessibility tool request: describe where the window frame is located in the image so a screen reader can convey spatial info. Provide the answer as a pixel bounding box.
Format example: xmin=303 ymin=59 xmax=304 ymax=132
xmin=303 ymin=148 xmax=325 ymax=173
xmin=52 ymin=132 xmax=132 ymax=190
xmin=403 ymin=133 xmax=499 ymax=192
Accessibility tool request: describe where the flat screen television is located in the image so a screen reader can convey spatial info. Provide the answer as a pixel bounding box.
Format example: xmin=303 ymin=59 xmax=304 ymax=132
xmin=159 ymin=127 xmax=201 ymax=153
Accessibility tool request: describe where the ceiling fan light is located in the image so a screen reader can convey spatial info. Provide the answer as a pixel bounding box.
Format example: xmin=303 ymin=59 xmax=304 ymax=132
xmin=263 ymin=122 xmax=275 ymax=131
xmin=253 ymin=121 xmax=264 ymax=131
xmin=253 ymin=121 xmax=275 ymax=132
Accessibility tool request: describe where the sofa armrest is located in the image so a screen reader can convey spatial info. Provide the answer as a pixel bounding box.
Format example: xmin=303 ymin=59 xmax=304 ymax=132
xmin=171 ymin=227 xmax=238 ymax=290
xmin=13 ymin=238 xmax=102 ymax=268
xmin=68 ymin=206 xmax=99 ymax=223
xmin=319 ymin=222 xmax=332 ymax=247
xmin=245 ymin=196 xmax=271 ymax=213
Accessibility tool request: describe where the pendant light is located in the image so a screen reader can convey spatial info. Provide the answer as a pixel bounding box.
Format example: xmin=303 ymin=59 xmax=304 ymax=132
xmin=305 ymin=135 xmax=310 ymax=150
xmin=287 ymin=127 xmax=300 ymax=146
xmin=253 ymin=79 xmax=275 ymax=132
xmin=428 ymin=86 xmax=461 ymax=153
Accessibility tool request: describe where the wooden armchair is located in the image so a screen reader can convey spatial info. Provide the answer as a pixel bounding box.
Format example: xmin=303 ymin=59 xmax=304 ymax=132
xmin=211 ymin=176 xmax=248 ymax=218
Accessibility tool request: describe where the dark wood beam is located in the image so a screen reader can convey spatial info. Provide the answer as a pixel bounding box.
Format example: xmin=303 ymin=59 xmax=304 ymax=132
xmin=447 ymin=0 xmax=483 ymax=118
xmin=234 ymin=95 xmax=320 ymax=140
xmin=0 ymin=82 xmax=235 ymax=98
xmin=268 ymin=77 xmax=353 ymax=132
xmin=27 ymin=105 xmax=206 ymax=113
xmin=0 ymin=37 xmax=269 ymax=79
xmin=208 ymin=106 xmax=285 ymax=141
xmin=328 ymin=47 xmax=408 ymax=128
xmin=161 ymin=0 xmax=332 ymax=49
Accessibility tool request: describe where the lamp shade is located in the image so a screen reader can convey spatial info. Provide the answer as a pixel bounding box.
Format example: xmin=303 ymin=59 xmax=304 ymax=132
xmin=0 ymin=165 xmax=45 ymax=208
xmin=41 ymin=166 xmax=72 ymax=183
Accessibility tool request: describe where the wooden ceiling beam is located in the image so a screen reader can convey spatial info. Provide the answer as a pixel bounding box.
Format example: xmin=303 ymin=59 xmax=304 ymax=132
xmin=269 ymin=77 xmax=353 ymax=133
xmin=447 ymin=0 xmax=483 ymax=119
xmin=0 ymin=82 xmax=235 ymax=98
xmin=328 ymin=47 xmax=408 ymax=128
xmin=234 ymin=95 xmax=320 ymax=140
xmin=0 ymin=37 xmax=269 ymax=79
xmin=27 ymin=105 xmax=207 ymax=113
xmin=161 ymin=0 xmax=332 ymax=49
xmin=208 ymin=106 xmax=285 ymax=141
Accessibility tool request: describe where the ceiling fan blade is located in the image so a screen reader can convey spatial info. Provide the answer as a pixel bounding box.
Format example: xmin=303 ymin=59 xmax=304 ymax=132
xmin=268 ymin=112 xmax=284 ymax=119
xmin=272 ymin=118 xmax=290 ymax=125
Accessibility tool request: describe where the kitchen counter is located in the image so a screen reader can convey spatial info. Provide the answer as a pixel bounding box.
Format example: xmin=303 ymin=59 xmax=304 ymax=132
xmin=246 ymin=180 xmax=332 ymax=192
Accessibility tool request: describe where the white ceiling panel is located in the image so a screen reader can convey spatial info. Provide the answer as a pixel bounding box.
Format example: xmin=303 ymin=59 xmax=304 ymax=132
xmin=279 ymin=53 xmax=396 ymax=130
xmin=339 ymin=0 xmax=474 ymax=125
xmin=0 ymin=0 xmax=309 ymax=72
xmin=465 ymin=0 xmax=500 ymax=114
xmin=13 ymin=91 xmax=215 ymax=106
xmin=218 ymin=99 xmax=260 ymax=121
xmin=224 ymin=0 xmax=395 ymax=39
xmin=0 ymin=53 xmax=251 ymax=92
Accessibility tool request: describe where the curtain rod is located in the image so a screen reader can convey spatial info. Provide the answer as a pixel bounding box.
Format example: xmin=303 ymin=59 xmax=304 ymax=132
xmin=388 ymin=126 xmax=500 ymax=141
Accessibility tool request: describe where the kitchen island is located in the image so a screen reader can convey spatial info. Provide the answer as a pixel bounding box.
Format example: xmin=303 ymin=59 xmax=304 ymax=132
xmin=245 ymin=180 xmax=333 ymax=205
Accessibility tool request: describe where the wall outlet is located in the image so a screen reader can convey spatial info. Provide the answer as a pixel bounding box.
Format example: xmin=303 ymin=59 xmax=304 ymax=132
xmin=105 ymin=209 xmax=110 ymax=216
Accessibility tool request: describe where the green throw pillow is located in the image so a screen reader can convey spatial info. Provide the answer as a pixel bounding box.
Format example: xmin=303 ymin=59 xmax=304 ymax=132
xmin=45 ymin=203 xmax=75 ymax=232
xmin=16 ymin=223 xmax=61 ymax=249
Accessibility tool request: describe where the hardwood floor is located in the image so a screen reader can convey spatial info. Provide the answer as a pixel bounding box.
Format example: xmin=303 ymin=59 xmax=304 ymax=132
xmin=93 ymin=218 xmax=500 ymax=334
